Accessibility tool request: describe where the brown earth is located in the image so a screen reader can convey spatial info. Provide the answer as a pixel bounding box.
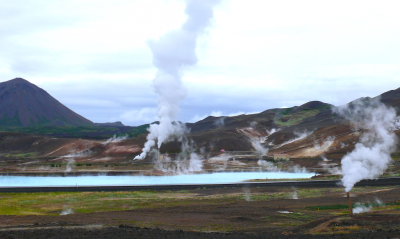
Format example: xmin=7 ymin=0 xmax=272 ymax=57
xmin=1 ymin=186 xmax=400 ymax=238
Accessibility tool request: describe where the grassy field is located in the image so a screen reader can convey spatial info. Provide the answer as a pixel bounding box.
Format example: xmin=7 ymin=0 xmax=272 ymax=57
xmin=0 ymin=191 xmax=167 ymax=215
xmin=275 ymin=109 xmax=321 ymax=127
xmin=0 ymin=186 xmax=396 ymax=216
xmin=1 ymin=185 xmax=400 ymax=235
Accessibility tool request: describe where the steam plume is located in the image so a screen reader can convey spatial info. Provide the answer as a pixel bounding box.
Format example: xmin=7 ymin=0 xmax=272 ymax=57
xmin=335 ymin=98 xmax=400 ymax=192
xmin=135 ymin=0 xmax=220 ymax=160
xmin=276 ymin=130 xmax=313 ymax=148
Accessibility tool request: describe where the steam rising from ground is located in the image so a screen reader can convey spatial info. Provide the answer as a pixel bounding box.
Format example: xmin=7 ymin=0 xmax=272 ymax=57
xmin=250 ymin=136 xmax=268 ymax=156
xmin=290 ymin=187 xmax=298 ymax=199
xmin=267 ymin=128 xmax=279 ymax=135
xmin=155 ymin=152 xmax=203 ymax=174
xmin=135 ymin=0 xmax=220 ymax=160
xmin=60 ymin=207 xmax=74 ymax=215
xmin=242 ymin=186 xmax=252 ymax=201
xmin=240 ymin=123 xmax=279 ymax=156
xmin=277 ymin=130 xmax=314 ymax=148
xmin=65 ymin=158 xmax=75 ymax=172
xmin=320 ymin=155 xmax=342 ymax=174
xmin=102 ymin=134 xmax=129 ymax=145
xmin=257 ymin=160 xmax=278 ymax=171
xmin=335 ymin=98 xmax=400 ymax=192
xmin=214 ymin=117 xmax=225 ymax=128
xmin=353 ymin=198 xmax=384 ymax=214
xmin=154 ymin=137 xmax=203 ymax=174
xmin=288 ymin=165 xmax=309 ymax=173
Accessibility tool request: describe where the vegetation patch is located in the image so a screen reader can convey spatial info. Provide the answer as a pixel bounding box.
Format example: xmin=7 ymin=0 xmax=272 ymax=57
xmin=0 ymin=124 xmax=149 ymax=139
xmin=275 ymin=109 xmax=321 ymax=126
xmin=306 ymin=202 xmax=400 ymax=211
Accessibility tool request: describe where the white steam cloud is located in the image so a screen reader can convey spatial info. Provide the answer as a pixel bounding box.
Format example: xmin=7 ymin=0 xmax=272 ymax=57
xmin=102 ymin=134 xmax=129 ymax=145
xmin=257 ymin=159 xmax=278 ymax=171
xmin=335 ymin=98 xmax=400 ymax=192
xmin=290 ymin=187 xmax=298 ymax=199
xmin=65 ymin=158 xmax=75 ymax=172
xmin=155 ymin=152 xmax=203 ymax=174
xmin=60 ymin=208 xmax=74 ymax=215
xmin=135 ymin=0 xmax=220 ymax=160
xmin=242 ymin=186 xmax=252 ymax=201
xmin=277 ymin=130 xmax=313 ymax=148
xmin=353 ymin=198 xmax=384 ymax=214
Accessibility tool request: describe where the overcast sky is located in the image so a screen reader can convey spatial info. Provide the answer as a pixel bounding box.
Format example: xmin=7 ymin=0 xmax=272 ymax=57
xmin=1 ymin=0 xmax=400 ymax=126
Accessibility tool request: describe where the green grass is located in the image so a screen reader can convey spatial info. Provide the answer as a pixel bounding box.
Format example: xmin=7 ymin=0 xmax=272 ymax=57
xmin=391 ymin=155 xmax=400 ymax=161
xmin=0 ymin=186 xmax=397 ymax=217
xmin=0 ymin=111 xmax=22 ymax=127
xmin=0 ymin=191 xmax=165 ymax=215
xmin=306 ymin=202 xmax=400 ymax=211
xmin=281 ymin=107 xmax=294 ymax=116
xmin=0 ymin=124 xmax=149 ymax=139
xmin=279 ymin=212 xmax=312 ymax=220
xmin=0 ymin=152 xmax=38 ymax=158
xmin=306 ymin=205 xmax=351 ymax=210
xmin=275 ymin=109 xmax=321 ymax=126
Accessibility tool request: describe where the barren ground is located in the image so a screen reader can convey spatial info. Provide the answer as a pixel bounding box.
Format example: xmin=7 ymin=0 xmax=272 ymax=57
xmin=1 ymin=185 xmax=400 ymax=238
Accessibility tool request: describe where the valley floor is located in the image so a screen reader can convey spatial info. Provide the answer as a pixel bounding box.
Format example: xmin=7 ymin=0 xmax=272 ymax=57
xmin=1 ymin=185 xmax=400 ymax=238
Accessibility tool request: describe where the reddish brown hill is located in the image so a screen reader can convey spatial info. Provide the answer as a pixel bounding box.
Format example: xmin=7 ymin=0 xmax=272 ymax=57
xmin=0 ymin=78 xmax=93 ymax=126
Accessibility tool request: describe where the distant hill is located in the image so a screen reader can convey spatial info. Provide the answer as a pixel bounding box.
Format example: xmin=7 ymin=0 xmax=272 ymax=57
xmin=95 ymin=121 xmax=125 ymax=127
xmin=0 ymin=78 xmax=94 ymax=127
xmin=177 ymin=91 xmax=400 ymax=157
xmin=375 ymin=87 xmax=400 ymax=111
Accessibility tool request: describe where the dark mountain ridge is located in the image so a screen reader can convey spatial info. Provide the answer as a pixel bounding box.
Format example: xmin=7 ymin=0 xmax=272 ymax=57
xmin=186 ymin=101 xmax=334 ymax=133
xmin=0 ymin=78 xmax=93 ymax=127
xmin=179 ymin=89 xmax=400 ymax=156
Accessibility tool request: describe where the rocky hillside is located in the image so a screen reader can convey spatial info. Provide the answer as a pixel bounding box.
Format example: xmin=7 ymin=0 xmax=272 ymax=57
xmin=0 ymin=78 xmax=93 ymax=126
xmin=0 ymin=82 xmax=399 ymax=162
xmin=175 ymin=88 xmax=400 ymax=158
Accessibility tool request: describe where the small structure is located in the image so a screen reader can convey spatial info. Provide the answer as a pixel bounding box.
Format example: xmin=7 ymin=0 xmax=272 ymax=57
xmin=274 ymin=154 xmax=290 ymax=161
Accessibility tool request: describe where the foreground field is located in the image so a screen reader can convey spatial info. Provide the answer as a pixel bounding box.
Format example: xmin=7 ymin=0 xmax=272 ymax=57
xmin=1 ymin=185 xmax=400 ymax=238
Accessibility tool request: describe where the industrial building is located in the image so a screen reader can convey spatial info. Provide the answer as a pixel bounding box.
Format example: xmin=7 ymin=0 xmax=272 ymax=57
xmin=273 ymin=154 xmax=290 ymax=161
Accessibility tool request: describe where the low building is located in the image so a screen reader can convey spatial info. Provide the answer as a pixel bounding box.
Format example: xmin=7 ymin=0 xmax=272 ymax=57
xmin=273 ymin=154 xmax=290 ymax=161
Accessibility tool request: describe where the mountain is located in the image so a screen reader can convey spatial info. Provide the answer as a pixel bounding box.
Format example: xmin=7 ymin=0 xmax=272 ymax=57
xmin=375 ymin=87 xmax=400 ymax=111
xmin=0 ymin=78 xmax=94 ymax=127
xmin=174 ymin=91 xmax=400 ymax=158
xmin=95 ymin=121 xmax=125 ymax=127
xmin=179 ymin=101 xmax=337 ymax=153
xmin=0 ymin=85 xmax=400 ymax=165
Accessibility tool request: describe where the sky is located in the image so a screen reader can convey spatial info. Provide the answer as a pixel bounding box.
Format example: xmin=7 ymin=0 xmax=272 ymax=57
xmin=1 ymin=0 xmax=400 ymax=126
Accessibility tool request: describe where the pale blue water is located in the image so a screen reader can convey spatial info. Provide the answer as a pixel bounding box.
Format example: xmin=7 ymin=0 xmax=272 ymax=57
xmin=0 ymin=172 xmax=315 ymax=187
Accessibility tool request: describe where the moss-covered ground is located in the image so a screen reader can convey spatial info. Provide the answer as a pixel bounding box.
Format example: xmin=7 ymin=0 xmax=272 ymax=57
xmin=1 ymin=186 xmax=400 ymax=236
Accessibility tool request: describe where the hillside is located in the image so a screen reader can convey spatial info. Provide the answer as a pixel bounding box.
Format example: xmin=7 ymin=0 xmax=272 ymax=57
xmin=178 ymin=101 xmax=337 ymax=154
xmin=0 ymin=83 xmax=399 ymax=165
xmin=177 ymin=91 xmax=400 ymax=158
xmin=0 ymin=78 xmax=93 ymax=126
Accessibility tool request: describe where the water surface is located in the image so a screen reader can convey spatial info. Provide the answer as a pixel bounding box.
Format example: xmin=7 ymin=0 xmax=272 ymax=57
xmin=0 ymin=172 xmax=315 ymax=187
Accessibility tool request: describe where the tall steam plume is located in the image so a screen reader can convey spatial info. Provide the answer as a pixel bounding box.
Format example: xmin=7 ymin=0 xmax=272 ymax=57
xmin=334 ymin=98 xmax=400 ymax=192
xmin=135 ymin=0 xmax=220 ymax=160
